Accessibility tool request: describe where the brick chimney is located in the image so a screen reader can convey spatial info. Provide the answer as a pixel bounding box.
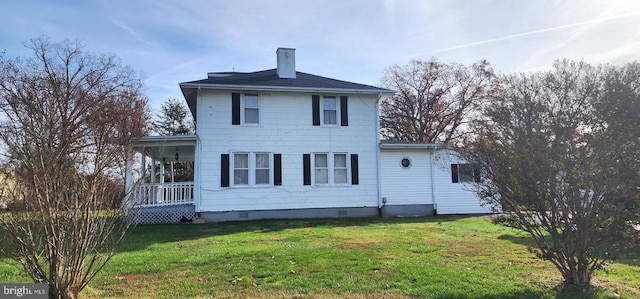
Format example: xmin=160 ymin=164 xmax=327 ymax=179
xmin=276 ymin=48 xmax=296 ymax=79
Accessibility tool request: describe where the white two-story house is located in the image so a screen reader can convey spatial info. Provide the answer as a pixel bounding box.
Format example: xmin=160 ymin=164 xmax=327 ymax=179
xmin=126 ymin=48 xmax=493 ymax=224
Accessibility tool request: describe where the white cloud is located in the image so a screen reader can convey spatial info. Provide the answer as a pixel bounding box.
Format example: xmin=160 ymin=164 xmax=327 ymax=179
xmin=2 ymin=0 xmax=640 ymax=108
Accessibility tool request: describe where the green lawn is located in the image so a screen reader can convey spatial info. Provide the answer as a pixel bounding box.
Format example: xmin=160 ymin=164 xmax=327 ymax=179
xmin=1 ymin=216 xmax=638 ymax=298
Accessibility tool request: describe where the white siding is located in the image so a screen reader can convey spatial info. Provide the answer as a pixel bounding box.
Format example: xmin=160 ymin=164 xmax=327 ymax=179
xmin=431 ymin=150 xmax=493 ymax=214
xmin=380 ymin=151 xmax=432 ymax=206
xmin=195 ymin=90 xmax=379 ymax=212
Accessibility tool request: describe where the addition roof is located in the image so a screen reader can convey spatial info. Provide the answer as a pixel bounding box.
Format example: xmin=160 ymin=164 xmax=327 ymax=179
xmin=179 ymin=69 xmax=395 ymax=119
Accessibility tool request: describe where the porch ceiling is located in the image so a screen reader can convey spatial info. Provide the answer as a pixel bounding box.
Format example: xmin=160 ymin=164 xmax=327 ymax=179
xmin=134 ymin=135 xmax=197 ymax=162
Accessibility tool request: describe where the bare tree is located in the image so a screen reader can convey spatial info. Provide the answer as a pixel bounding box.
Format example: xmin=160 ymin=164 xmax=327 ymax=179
xmin=380 ymin=58 xmax=494 ymax=144
xmin=0 ymin=36 xmax=150 ymax=299
xmin=463 ymin=60 xmax=639 ymax=288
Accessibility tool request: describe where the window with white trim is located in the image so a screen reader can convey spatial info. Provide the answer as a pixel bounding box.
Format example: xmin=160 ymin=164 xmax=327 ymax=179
xmin=322 ymin=96 xmax=338 ymax=125
xmin=243 ymin=93 xmax=260 ymax=124
xmin=312 ymin=153 xmax=349 ymax=185
xmin=255 ymin=153 xmax=270 ymax=185
xmin=451 ymin=163 xmax=480 ymax=183
xmin=234 ymin=153 xmax=249 ymax=185
xmin=314 ymin=153 xmax=328 ymax=184
xmin=232 ymin=152 xmax=272 ymax=186
xmin=334 ymin=154 xmax=348 ymax=184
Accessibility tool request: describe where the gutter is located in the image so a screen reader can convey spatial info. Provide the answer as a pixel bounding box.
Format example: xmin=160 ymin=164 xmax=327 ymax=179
xmin=379 ymin=143 xmax=444 ymax=150
xmin=180 ymin=82 xmax=396 ymax=96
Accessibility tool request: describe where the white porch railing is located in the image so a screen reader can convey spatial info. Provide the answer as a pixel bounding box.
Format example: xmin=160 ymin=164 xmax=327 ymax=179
xmin=132 ymin=182 xmax=194 ymax=207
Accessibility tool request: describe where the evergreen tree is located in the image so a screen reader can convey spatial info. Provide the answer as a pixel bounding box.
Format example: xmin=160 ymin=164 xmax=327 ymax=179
xmin=154 ymin=99 xmax=194 ymax=135
xmin=154 ymin=99 xmax=195 ymax=182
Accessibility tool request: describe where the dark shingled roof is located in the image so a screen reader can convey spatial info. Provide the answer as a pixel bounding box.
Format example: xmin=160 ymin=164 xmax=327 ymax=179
xmin=180 ymin=69 xmax=394 ymax=93
xmin=179 ymin=68 xmax=396 ymax=120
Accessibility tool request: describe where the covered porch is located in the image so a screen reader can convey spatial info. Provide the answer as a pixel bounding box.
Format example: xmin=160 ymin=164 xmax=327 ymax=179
xmin=124 ymin=135 xmax=198 ymax=224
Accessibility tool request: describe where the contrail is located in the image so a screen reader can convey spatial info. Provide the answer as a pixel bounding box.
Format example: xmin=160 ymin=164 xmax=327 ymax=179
xmin=428 ymin=10 xmax=640 ymax=54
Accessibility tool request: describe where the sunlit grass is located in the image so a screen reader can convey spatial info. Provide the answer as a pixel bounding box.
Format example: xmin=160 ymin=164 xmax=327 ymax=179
xmin=1 ymin=216 xmax=638 ymax=298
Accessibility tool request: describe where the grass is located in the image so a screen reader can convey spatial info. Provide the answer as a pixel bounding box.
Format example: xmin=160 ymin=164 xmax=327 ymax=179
xmin=1 ymin=216 xmax=638 ymax=298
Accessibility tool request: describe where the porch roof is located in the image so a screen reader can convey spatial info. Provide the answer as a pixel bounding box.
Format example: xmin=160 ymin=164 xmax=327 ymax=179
xmin=134 ymin=135 xmax=197 ymax=161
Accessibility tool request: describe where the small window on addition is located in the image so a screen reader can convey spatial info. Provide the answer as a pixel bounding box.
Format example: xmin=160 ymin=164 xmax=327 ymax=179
xmin=401 ymin=157 xmax=411 ymax=168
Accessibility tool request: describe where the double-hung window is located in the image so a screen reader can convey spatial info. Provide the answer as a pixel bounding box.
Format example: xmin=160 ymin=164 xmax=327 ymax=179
xmin=314 ymin=154 xmax=329 ymax=184
xmin=312 ymin=95 xmax=348 ymax=127
xmin=451 ymin=163 xmax=480 ymax=183
xmin=232 ymin=153 xmax=271 ymax=186
xmin=222 ymin=152 xmax=282 ymax=187
xmin=255 ymin=153 xmax=270 ymax=185
xmin=244 ymin=93 xmax=259 ymax=124
xmin=304 ymin=153 xmax=358 ymax=186
xmin=234 ymin=153 xmax=249 ymax=185
xmin=312 ymin=153 xmax=349 ymax=185
xmin=333 ymin=154 xmax=348 ymax=184
xmin=322 ymin=96 xmax=337 ymax=125
xmin=232 ymin=93 xmax=261 ymax=125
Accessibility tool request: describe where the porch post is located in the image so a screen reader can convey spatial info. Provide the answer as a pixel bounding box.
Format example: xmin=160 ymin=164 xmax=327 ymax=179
xmin=159 ymin=160 xmax=165 ymax=184
xmin=151 ymin=158 xmax=156 ymax=184
xmin=124 ymin=154 xmax=133 ymax=207
xmin=141 ymin=153 xmax=147 ymax=183
xmin=125 ymin=155 xmax=133 ymax=190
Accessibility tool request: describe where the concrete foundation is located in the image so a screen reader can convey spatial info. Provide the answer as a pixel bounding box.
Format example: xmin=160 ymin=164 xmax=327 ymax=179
xmin=380 ymin=204 xmax=435 ymax=217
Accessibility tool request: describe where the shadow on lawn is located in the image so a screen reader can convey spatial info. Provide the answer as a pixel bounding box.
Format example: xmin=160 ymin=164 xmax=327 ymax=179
xmin=431 ymin=284 xmax=614 ymax=299
xmin=116 ymin=215 xmax=467 ymax=253
xmin=497 ymin=233 xmax=640 ymax=268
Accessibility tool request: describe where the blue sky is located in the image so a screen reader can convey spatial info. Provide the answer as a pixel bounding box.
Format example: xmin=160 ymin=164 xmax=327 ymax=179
xmin=2 ymin=0 xmax=639 ymax=110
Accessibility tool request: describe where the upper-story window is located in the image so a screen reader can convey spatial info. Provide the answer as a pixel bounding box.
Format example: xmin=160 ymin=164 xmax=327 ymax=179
xmin=312 ymin=95 xmax=348 ymax=127
xmin=231 ymin=92 xmax=261 ymax=125
xmin=244 ymin=93 xmax=259 ymax=124
xmin=322 ymin=96 xmax=338 ymax=125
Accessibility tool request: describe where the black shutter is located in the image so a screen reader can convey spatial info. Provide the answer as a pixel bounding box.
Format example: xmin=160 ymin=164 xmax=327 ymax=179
xmin=221 ymin=154 xmax=230 ymax=187
xmin=451 ymin=164 xmax=459 ymax=183
xmin=274 ymin=154 xmax=282 ymax=186
xmin=350 ymin=154 xmax=359 ymax=185
xmin=232 ymin=93 xmax=240 ymax=125
xmin=340 ymin=96 xmax=348 ymax=126
xmin=303 ymin=154 xmax=311 ymax=185
xmin=312 ymin=95 xmax=320 ymax=126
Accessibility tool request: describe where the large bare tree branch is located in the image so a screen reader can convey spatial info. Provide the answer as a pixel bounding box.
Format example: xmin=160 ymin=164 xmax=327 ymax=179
xmin=0 ymin=36 xmax=150 ymax=299
xmin=380 ymin=58 xmax=494 ymax=145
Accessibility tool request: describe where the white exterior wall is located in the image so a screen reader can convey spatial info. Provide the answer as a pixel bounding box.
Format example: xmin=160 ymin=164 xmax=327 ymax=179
xmin=195 ymin=89 xmax=379 ymax=212
xmin=431 ymin=150 xmax=493 ymax=214
xmin=380 ymin=150 xmax=432 ymax=206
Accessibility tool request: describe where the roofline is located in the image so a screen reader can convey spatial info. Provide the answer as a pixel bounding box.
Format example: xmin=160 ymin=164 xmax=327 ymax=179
xmin=379 ymin=143 xmax=448 ymax=150
xmin=135 ymin=135 xmax=197 ymax=147
xmin=179 ymin=82 xmax=396 ymax=95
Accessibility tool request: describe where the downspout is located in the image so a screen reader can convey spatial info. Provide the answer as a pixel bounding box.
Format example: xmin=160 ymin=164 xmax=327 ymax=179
xmin=429 ymin=148 xmax=437 ymax=215
xmin=375 ymin=93 xmax=383 ymax=217
xmin=194 ymin=85 xmax=202 ymax=215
